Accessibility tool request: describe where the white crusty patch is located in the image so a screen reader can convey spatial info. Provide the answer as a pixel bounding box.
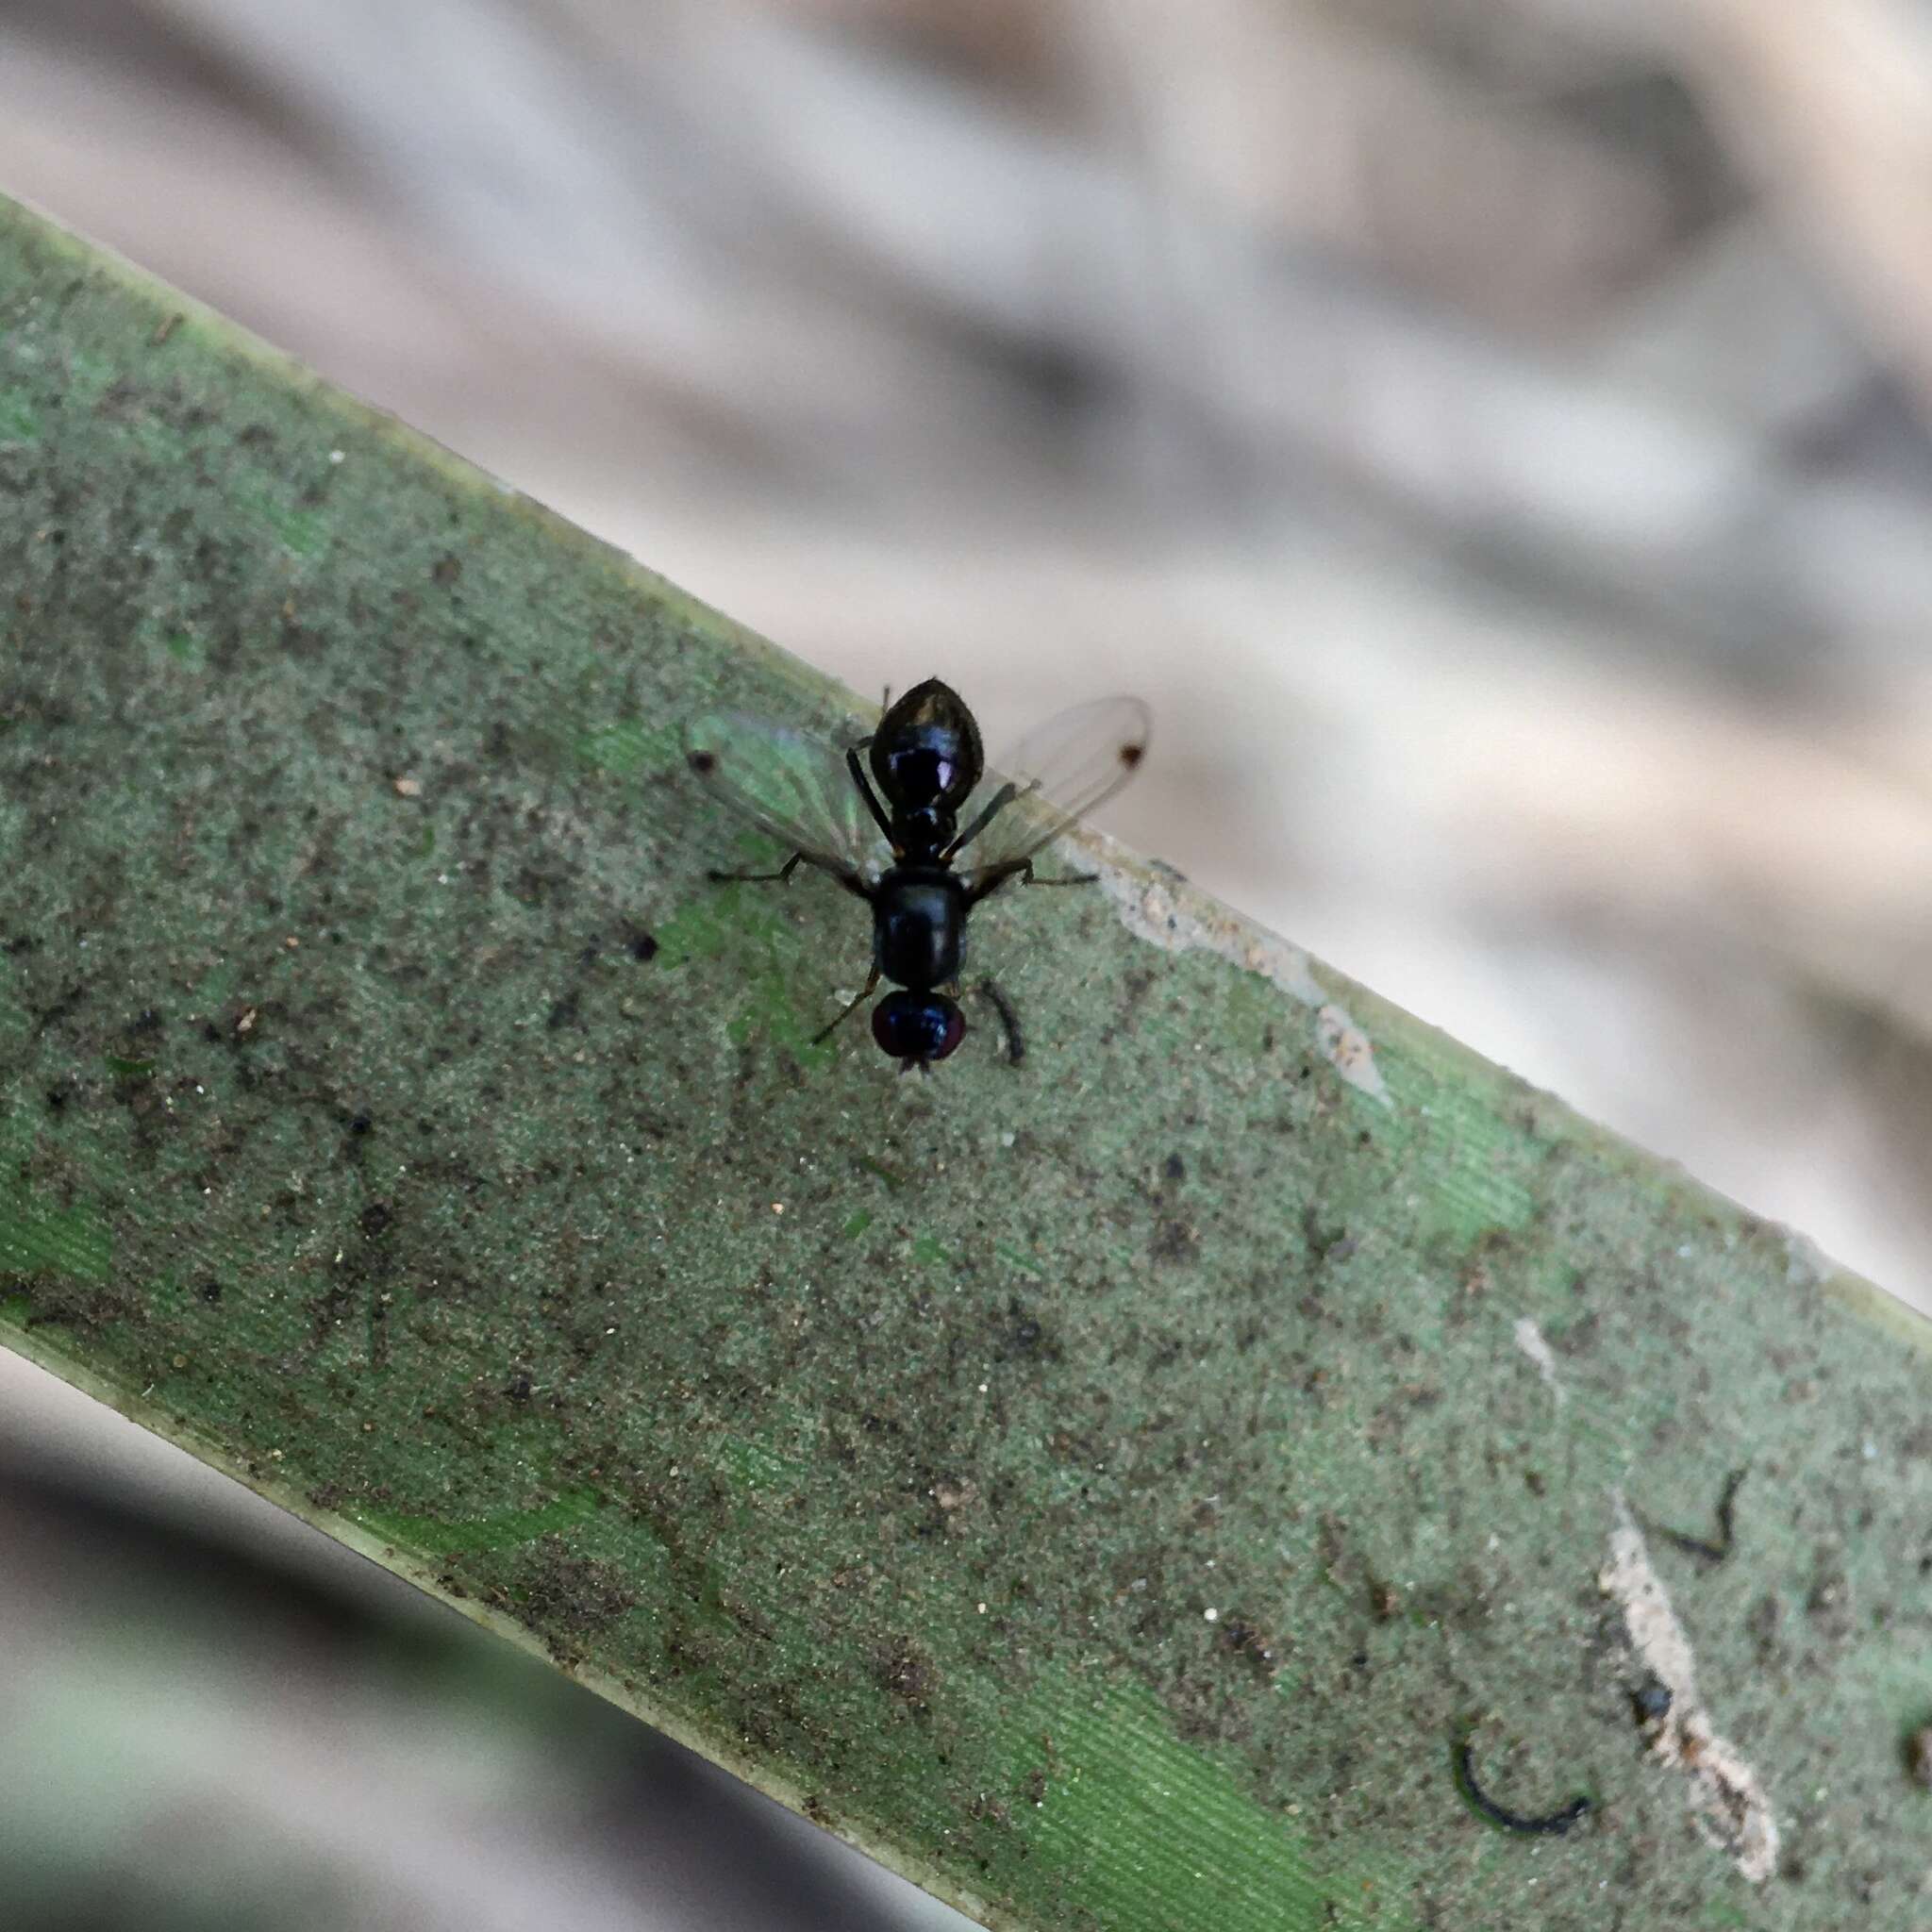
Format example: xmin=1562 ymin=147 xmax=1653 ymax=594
xmin=1094 ymin=853 xmax=1389 ymax=1102
xmin=1600 ymin=1494 xmax=1779 ymax=1883
xmin=1512 ymin=1317 xmax=1565 ymax=1407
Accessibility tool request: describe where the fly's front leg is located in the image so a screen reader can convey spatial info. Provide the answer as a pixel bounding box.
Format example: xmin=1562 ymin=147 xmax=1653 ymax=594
xmin=944 ymin=780 xmax=1020 ymax=860
xmin=845 ymin=744 xmax=895 ymax=842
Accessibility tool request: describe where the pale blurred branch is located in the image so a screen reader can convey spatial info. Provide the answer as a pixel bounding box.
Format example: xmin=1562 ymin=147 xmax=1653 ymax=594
xmin=1678 ymin=0 xmax=1932 ymax=428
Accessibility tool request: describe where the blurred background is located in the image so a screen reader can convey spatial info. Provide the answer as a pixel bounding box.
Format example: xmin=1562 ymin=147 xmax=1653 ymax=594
xmin=6 ymin=0 xmax=1932 ymax=1924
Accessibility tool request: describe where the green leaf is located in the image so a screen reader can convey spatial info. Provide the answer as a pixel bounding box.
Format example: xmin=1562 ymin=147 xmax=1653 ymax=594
xmin=3 ymin=192 xmax=1929 ymax=1929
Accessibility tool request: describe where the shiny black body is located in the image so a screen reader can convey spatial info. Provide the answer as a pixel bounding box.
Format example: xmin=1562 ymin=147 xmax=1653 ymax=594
xmin=872 ymin=866 xmax=966 ymax=989
xmin=839 ymin=682 xmax=987 ymax=1064
xmin=696 ymin=675 xmax=1122 ymax=1069
xmin=862 ymin=679 xmax=984 ymax=860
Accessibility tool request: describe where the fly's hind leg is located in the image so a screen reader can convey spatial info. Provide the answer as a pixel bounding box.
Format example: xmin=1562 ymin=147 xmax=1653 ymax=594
xmin=813 ymin=965 xmax=882 ymax=1044
xmin=973 ymin=978 xmax=1025 ymax=1066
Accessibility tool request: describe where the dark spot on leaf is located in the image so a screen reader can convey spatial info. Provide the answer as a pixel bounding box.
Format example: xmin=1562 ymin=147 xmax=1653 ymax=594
xmin=1218 ymin=1615 xmax=1281 ymax=1676
xmin=875 ymin=1639 xmax=937 ymax=1710
xmin=1151 ymin=1217 xmax=1199 ymax=1264
xmin=1630 ymin=1675 xmax=1673 ymax=1724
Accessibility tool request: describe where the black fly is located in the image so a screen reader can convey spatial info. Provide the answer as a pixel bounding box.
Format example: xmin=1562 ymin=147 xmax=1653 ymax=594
xmin=686 ymin=678 xmax=1149 ymax=1070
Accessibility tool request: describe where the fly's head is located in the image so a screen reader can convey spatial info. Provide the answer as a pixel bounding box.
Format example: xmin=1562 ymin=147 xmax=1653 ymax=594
xmin=871 ymin=678 xmax=984 ymax=817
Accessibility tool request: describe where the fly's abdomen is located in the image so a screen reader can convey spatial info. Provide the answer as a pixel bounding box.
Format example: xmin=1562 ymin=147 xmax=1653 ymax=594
xmin=874 ymin=873 xmax=964 ymax=989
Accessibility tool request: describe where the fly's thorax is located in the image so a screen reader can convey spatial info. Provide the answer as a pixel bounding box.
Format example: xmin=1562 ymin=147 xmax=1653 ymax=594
xmin=895 ymin=802 xmax=956 ymax=860
xmin=873 ymin=864 xmax=966 ymax=990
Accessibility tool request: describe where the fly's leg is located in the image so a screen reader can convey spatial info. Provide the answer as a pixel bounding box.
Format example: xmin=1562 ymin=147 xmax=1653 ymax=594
xmin=973 ymin=978 xmax=1025 ymax=1065
xmin=708 ymin=852 xmax=808 ymax=885
xmin=967 ymin=858 xmax=1098 ymax=906
xmin=944 ymin=780 xmax=1022 ymax=860
xmin=844 ymin=744 xmax=895 ymax=841
xmin=813 ymin=964 xmax=882 ymax=1044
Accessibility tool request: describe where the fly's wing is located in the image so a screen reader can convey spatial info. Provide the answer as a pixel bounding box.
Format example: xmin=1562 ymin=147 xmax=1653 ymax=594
xmin=954 ymin=695 xmax=1150 ymax=886
xmin=684 ymin=710 xmax=888 ymax=885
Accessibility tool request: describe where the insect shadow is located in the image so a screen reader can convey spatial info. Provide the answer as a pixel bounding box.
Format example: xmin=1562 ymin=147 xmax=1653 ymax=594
xmin=687 ymin=678 xmax=1149 ymax=1071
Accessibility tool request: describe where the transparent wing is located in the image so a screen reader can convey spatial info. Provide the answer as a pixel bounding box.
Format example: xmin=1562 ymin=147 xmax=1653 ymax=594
xmin=684 ymin=709 xmax=888 ymax=883
xmin=954 ymin=695 xmax=1151 ymax=881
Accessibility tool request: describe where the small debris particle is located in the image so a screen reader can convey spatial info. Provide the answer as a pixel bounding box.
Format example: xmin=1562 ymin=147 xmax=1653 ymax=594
xmin=1313 ymin=1003 xmax=1389 ymax=1102
xmin=1451 ymin=1723 xmax=1592 ymax=1839
xmin=1649 ymin=1469 xmax=1748 ymax=1568
xmin=1512 ymin=1317 xmax=1565 ymax=1406
xmin=1203 ymin=1607 xmax=1220 ymax=1623
xmin=1631 ymin=1674 xmax=1674 ymax=1724
xmin=236 ymin=1007 xmax=258 ymax=1036
xmin=392 ymin=775 xmax=423 ymax=798
xmin=1601 ymin=1493 xmax=1779 ymax=1882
